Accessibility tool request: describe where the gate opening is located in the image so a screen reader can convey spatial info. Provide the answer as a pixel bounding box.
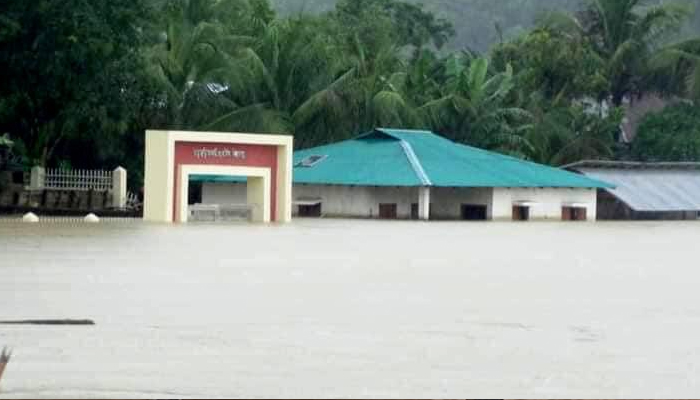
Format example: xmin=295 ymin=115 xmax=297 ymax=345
xmin=188 ymin=176 xmax=252 ymax=222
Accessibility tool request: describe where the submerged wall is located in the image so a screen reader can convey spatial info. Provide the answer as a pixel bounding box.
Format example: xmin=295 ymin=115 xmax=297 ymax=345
xmin=492 ymin=187 xmax=598 ymax=221
xmin=201 ymin=183 xmax=419 ymax=219
xmin=430 ymin=187 xmax=494 ymax=219
xmin=201 ymin=182 xmax=599 ymax=221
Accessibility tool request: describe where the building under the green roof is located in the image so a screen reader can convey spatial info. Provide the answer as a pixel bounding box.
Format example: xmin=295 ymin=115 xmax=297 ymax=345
xmin=194 ymin=128 xmax=612 ymax=221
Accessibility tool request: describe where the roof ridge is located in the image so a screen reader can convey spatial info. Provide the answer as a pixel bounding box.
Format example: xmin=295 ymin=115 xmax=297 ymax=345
xmin=377 ymin=127 xmax=434 ymax=135
xmin=399 ymin=140 xmax=432 ymax=186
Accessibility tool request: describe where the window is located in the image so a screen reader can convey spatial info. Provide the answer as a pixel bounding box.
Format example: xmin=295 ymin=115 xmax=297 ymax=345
xmin=461 ymin=204 xmax=487 ymax=221
xmin=295 ymin=155 xmax=328 ymax=168
xmin=379 ymin=203 xmax=398 ymax=219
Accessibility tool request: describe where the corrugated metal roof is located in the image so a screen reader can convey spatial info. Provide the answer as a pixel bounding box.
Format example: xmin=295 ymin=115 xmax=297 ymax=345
xmin=293 ymin=134 xmax=424 ymax=187
xmin=577 ymin=167 xmax=700 ymax=211
xmin=294 ymin=128 xmax=612 ymax=189
xmin=564 ymin=160 xmax=700 ymax=170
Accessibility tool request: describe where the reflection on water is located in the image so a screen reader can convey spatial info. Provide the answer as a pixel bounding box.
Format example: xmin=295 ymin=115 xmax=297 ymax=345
xmin=0 ymin=219 xmax=699 ymax=397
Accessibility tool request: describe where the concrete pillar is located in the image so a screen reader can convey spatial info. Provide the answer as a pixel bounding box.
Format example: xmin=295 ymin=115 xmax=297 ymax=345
xmin=246 ymin=176 xmax=269 ymax=223
xmin=276 ymin=144 xmax=293 ymax=223
xmin=112 ymin=167 xmax=127 ymax=209
xmin=418 ymin=186 xmax=431 ymax=220
xmin=29 ymin=166 xmax=45 ymax=190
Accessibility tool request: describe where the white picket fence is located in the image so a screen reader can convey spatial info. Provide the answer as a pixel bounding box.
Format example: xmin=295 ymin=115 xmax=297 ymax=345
xmin=29 ymin=166 xmax=128 ymax=209
xmin=44 ymin=169 xmax=112 ymax=191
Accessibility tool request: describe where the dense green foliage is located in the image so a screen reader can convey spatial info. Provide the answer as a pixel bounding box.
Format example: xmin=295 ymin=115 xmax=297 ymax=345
xmin=633 ymin=102 xmax=700 ymax=161
xmin=0 ymin=0 xmax=152 ymax=168
xmin=1 ymin=0 xmax=699 ymax=190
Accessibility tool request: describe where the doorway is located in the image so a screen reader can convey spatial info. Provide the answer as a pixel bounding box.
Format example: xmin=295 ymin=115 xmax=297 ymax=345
xmin=177 ymin=166 xmax=271 ymax=223
xmin=461 ymin=204 xmax=487 ymax=220
xmin=188 ymin=181 xmax=203 ymax=205
xmin=562 ymin=206 xmax=587 ymax=221
xmin=379 ymin=203 xmax=398 ymax=219
xmin=298 ymin=203 xmax=322 ymax=217
xmin=512 ymin=205 xmax=530 ymax=221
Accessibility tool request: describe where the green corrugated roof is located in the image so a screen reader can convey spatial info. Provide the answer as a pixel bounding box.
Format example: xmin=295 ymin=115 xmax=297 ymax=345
xmin=294 ymin=135 xmax=423 ymax=186
xmin=294 ymin=128 xmax=613 ymax=189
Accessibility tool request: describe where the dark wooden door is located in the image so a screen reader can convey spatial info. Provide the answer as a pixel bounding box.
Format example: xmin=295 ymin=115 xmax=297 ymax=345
xmin=562 ymin=207 xmax=586 ymax=221
xmin=513 ymin=206 xmax=529 ymax=221
xmin=379 ymin=203 xmax=398 ymax=219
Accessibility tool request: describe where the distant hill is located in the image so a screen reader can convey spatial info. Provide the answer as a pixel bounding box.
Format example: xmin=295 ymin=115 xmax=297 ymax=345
xmin=271 ymin=0 xmax=700 ymax=52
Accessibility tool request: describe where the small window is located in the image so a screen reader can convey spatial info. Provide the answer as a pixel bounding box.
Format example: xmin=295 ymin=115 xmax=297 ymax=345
xmin=295 ymin=155 xmax=328 ymax=168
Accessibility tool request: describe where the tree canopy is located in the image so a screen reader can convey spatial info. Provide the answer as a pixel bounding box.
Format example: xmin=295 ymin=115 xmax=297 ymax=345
xmin=633 ymin=102 xmax=700 ymax=161
xmin=1 ymin=0 xmax=699 ymax=189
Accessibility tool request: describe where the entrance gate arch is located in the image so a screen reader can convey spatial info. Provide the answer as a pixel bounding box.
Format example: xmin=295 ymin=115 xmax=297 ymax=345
xmin=143 ymin=130 xmax=293 ymax=223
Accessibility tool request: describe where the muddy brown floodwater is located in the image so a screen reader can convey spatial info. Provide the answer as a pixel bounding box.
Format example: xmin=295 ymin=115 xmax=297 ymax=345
xmin=1 ymin=219 xmax=699 ymax=398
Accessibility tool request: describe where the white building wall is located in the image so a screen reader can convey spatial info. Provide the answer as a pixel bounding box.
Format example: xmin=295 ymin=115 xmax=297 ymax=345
xmin=201 ymin=182 xmax=247 ymax=205
xmin=293 ymin=185 xmax=419 ymax=219
xmin=431 ymin=187 xmax=494 ymax=219
xmin=492 ymin=187 xmax=598 ymax=221
xmin=201 ymin=183 xmax=598 ymax=221
xmin=202 ymin=183 xmax=419 ymax=219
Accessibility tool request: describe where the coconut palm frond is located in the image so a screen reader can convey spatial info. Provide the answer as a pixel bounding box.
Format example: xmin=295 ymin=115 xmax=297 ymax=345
xmin=199 ymin=103 xmax=290 ymax=133
xmin=538 ymin=10 xmax=583 ymax=37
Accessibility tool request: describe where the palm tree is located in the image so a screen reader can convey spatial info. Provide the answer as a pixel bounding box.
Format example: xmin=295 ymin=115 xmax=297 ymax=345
xmin=544 ymin=0 xmax=691 ymax=105
xmin=421 ymin=54 xmax=533 ymax=155
xmin=291 ymin=29 xmax=419 ymax=147
xmin=649 ymin=38 xmax=700 ymax=101
xmin=147 ymin=0 xmax=279 ymax=131
xmin=525 ymin=95 xmax=621 ymax=165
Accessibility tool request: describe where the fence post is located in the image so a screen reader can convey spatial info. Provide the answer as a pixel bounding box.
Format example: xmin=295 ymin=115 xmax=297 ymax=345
xmin=112 ymin=167 xmax=127 ymax=209
xmin=29 ymin=166 xmax=45 ymax=190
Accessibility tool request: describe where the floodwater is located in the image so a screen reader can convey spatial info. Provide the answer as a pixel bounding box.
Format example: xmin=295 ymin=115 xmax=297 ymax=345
xmin=1 ymin=219 xmax=700 ymax=398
